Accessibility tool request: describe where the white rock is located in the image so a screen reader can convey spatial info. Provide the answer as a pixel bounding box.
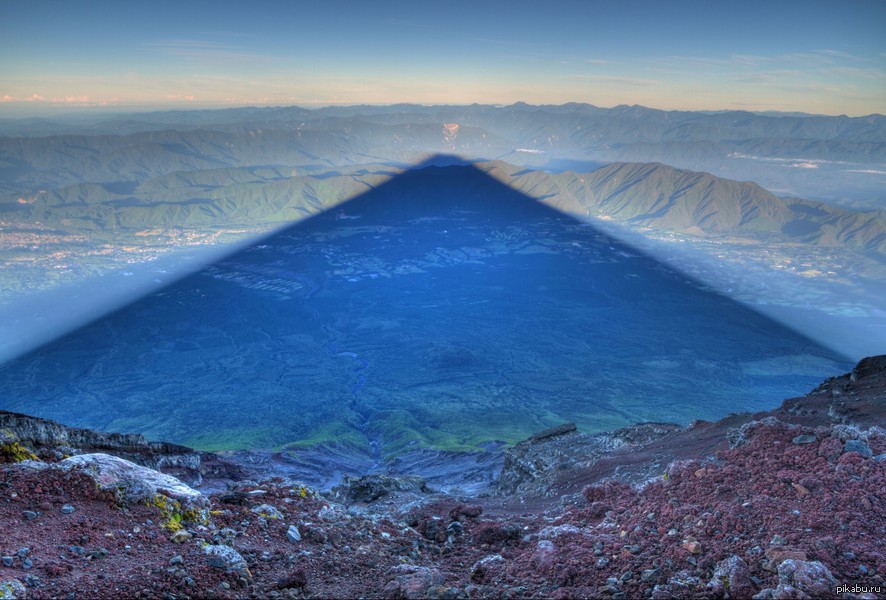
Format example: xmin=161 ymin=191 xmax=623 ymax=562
xmin=251 ymin=504 xmax=284 ymax=520
xmin=203 ymin=544 xmax=247 ymax=571
xmin=59 ymin=453 xmax=206 ymax=508
xmin=287 ymin=524 xmax=301 ymax=543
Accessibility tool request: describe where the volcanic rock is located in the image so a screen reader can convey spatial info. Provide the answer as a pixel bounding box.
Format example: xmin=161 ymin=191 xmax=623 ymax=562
xmin=329 ymin=473 xmax=429 ymax=504
xmin=773 ymin=559 xmax=838 ymax=598
xmin=56 ymin=453 xmax=206 ymax=509
xmin=0 ymin=355 xmax=882 ymax=598
xmin=383 ymin=564 xmax=444 ymax=599
xmin=0 ymin=410 xmax=202 ymax=481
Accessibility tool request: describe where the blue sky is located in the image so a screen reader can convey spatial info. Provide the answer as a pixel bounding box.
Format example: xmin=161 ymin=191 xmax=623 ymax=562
xmin=1 ymin=0 xmax=884 ymax=116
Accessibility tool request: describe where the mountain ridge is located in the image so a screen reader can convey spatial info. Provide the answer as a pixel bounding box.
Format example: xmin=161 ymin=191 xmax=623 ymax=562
xmin=2 ymin=103 xmax=883 ymax=208
xmin=9 ymin=159 xmax=882 ymax=255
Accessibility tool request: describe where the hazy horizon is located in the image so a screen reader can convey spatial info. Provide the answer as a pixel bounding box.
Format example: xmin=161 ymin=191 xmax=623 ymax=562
xmin=2 ymin=0 xmax=884 ymax=118
xmin=1 ymin=100 xmax=882 ymax=122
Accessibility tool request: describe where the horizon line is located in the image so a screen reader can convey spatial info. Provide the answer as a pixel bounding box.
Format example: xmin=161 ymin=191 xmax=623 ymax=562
xmin=0 ymin=100 xmax=882 ymax=121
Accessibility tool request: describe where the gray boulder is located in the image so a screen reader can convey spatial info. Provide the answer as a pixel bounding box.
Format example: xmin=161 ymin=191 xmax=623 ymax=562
xmin=59 ymin=453 xmax=207 ymax=509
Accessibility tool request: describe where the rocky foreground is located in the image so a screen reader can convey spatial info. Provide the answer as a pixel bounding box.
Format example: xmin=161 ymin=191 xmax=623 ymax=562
xmin=1 ymin=358 xmax=884 ymax=599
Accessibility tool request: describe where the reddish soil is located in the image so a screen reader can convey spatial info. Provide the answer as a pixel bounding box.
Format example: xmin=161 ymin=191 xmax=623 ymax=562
xmin=1 ymin=357 xmax=883 ymax=599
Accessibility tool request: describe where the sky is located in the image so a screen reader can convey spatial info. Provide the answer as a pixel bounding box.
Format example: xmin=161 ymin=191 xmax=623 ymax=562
xmin=1 ymin=0 xmax=884 ymax=117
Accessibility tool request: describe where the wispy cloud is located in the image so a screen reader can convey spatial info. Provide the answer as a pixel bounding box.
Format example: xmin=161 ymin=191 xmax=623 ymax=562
xmin=843 ymin=169 xmax=886 ymax=175
xmin=820 ymin=66 xmax=886 ymax=80
xmin=814 ymin=49 xmax=864 ymax=61
xmin=648 ymin=54 xmax=773 ymax=70
xmin=0 ymin=93 xmax=118 ymax=106
xmin=144 ymin=39 xmax=270 ymax=65
xmin=563 ymin=75 xmax=660 ymax=87
xmin=651 ymin=49 xmax=876 ymax=73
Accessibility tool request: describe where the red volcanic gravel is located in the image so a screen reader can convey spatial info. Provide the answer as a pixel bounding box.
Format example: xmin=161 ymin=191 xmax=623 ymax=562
xmin=1 ymin=418 xmax=883 ymax=599
xmin=479 ymin=419 xmax=885 ymax=598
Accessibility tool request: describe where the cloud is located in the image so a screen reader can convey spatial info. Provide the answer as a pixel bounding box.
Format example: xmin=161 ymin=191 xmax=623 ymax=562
xmin=649 ymin=54 xmax=772 ymax=70
xmin=843 ymin=169 xmax=886 ymax=175
xmin=563 ymin=75 xmax=659 ymax=87
xmin=0 ymin=93 xmax=117 ymax=106
xmin=0 ymin=94 xmax=45 ymax=103
xmin=821 ymin=66 xmax=886 ymax=80
xmin=813 ymin=49 xmax=865 ymax=61
xmin=145 ymin=39 xmax=269 ymax=65
xmin=651 ymin=49 xmax=876 ymax=75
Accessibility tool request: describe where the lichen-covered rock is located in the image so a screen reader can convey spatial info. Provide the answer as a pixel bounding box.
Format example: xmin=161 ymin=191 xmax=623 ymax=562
xmin=58 ymin=453 xmax=206 ymax=509
xmin=251 ymin=503 xmax=283 ymax=520
xmin=0 ymin=411 xmax=201 ymax=476
xmin=0 ymin=429 xmax=37 ymax=463
xmin=0 ymin=579 xmax=26 ymax=600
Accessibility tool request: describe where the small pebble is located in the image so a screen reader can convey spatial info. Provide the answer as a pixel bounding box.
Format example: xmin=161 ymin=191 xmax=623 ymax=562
xmin=792 ymin=434 xmax=816 ymax=445
xmin=170 ymin=555 xmax=183 ymax=566
xmin=61 ymin=504 xmax=75 ymax=515
xmin=170 ymin=530 xmax=192 ymax=544
xmin=22 ymin=511 xmax=37 ymax=521
xmin=1 ymin=556 xmax=13 ymax=567
xmin=641 ymin=568 xmax=661 ymax=582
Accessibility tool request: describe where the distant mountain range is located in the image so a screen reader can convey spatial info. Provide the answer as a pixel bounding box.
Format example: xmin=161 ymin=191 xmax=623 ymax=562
xmin=1 ymin=103 xmax=883 ymax=207
xmin=0 ymin=104 xmax=882 ymax=363
xmin=6 ymin=159 xmax=882 ymax=256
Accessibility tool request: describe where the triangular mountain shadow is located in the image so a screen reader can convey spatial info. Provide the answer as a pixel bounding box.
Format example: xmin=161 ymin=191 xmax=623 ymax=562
xmin=0 ymin=156 xmax=850 ymax=467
